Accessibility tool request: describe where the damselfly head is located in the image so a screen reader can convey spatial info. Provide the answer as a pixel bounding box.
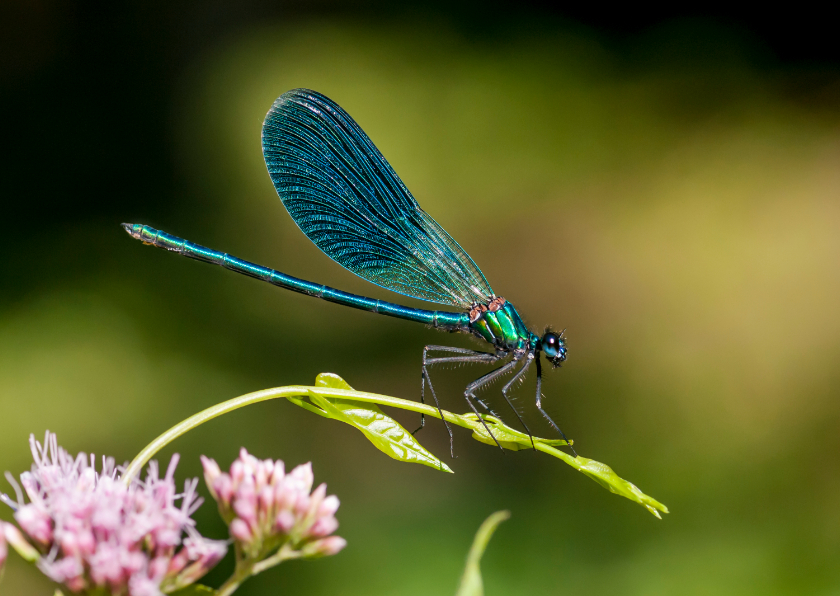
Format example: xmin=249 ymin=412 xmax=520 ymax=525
xmin=540 ymin=329 xmax=567 ymax=367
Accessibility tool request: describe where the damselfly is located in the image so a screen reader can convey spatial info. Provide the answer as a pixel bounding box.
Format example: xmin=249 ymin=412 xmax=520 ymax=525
xmin=124 ymin=89 xmax=575 ymax=457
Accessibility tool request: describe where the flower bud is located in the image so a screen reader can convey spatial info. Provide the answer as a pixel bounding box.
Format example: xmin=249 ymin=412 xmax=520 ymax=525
xmin=164 ymin=535 xmax=228 ymax=591
xmin=306 ymin=484 xmax=327 ymax=518
xmin=301 ymin=536 xmax=347 ymax=558
xmin=60 ymin=532 xmax=79 ymax=558
xmin=213 ymin=474 xmax=234 ymax=509
xmin=255 ymin=460 xmax=270 ymax=487
xmin=288 ymin=463 xmax=314 ymax=494
xmin=269 ymin=460 xmax=285 ymax=485
xmin=230 ymin=518 xmax=252 ymax=543
xmin=259 ymin=484 xmax=274 ymax=508
xmin=14 ymin=503 xmax=52 ymax=544
xmin=294 ymin=492 xmax=311 ymax=517
xmin=167 ymin=547 xmax=191 ymax=577
xmin=200 ymin=456 xmax=222 ymax=498
xmin=19 ymin=472 xmax=40 ymax=503
xmin=274 ymin=482 xmax=295 ymax=510
xmin=148 ymin=555 xmax=171 ymax=580
xmin=233 ymin=487 xmax=257 ymax=526
xmin=318 ymin=495 xmax=340 ymax=518
xmin=274 ymin=510 xmax=295 ymax=534
xmin=307 ymin=516 xmax=339 ymax=538
xmin=230 ymin=460 xmax=246 ymax=486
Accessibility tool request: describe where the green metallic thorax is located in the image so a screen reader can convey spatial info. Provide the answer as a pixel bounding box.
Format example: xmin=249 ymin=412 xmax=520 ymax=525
xmin=469 ymin=301 xmax=537 ymax=352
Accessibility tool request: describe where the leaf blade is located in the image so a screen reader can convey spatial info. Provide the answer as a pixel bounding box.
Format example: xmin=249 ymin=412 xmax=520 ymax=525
xmin=455 ymin=511 xmax=511 ymax=596
xmin=309 ymin=374 xmax=452 ymax=473
xmin=536 ymin=443 xmax=669 ymax=518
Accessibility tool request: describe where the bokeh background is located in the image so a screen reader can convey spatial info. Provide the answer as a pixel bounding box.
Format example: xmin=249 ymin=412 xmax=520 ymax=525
xmin=2 ymin=2 xmax=839 ymax=594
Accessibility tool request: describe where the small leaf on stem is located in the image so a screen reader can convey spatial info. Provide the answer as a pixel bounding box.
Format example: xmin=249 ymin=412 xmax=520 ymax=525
xmin=575 ymin=457 xmax=669 ymax=518
xmin=455 ymin=510 xmax=510 ymax=596
xmin=298 ymin=374 xmax=453 ymax=473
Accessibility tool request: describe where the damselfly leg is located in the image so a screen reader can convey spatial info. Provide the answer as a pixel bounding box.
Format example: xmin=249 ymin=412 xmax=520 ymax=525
xmin=417 ymin=345 xmax=500 ymax=457
xmin=500 ymin=354 xmax=536 ymax=450
xmin=464 ymin=357 xmax=536 ymax=451
xmin=535 ymin=356 xmax=577 ymax=457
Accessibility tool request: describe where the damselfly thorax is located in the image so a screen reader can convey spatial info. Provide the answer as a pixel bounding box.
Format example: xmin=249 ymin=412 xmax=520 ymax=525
xmin=468 ymin=297 xmax=536 ymax=353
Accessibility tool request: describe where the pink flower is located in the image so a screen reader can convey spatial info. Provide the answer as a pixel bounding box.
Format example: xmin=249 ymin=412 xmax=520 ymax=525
xmin=3 ymin=432 xmax=227 ymax=595
xmin=201 ymin=449 xmax=345 ymax=561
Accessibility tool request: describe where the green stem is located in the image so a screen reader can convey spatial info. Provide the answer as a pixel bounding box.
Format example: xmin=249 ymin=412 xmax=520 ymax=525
xmin=122 ymin=385 xmax=463 ymax=484
xmin=215 ymin=560 xmax=252 ymax=596
xmin=214 ymin=543 xmax=300 ymax=596
xmin=251 ymin=543 xmax=301 ymax=575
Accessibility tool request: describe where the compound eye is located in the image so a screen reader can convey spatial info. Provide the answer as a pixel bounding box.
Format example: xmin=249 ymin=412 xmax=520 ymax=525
xmin=542 ymin=332 xmax=560 ymax=358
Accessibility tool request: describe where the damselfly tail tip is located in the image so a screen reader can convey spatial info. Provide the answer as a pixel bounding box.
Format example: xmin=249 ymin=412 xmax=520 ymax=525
xmin=121 ymin=223 xmax=141 ymax=239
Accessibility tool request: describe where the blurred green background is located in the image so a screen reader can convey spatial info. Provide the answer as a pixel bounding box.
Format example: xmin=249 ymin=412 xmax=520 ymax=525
xmin=2 ymin=2 xmax=839 ymax=594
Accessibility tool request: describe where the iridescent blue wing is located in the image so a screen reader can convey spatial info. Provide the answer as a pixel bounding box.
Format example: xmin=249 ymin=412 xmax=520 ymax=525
xmin=261 ymin=88 xmax=493 ymax=309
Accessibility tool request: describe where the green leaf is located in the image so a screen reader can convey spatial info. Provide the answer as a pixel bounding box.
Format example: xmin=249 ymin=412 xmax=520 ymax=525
xmin=455 ymin=511 xmax=510 ymax=596
xmin=313 ymin=372 xmax=356 ymax=391
xmin=168 ymin=584 xmax=215 ymax=595
xmin=575 ymin=457 xmax=669 ymax=519
xmin=534 ymin=442 xmax=668 ymax=518
xmin=464 ymin=414 xmax=666 ymax=518
xmin=304 ymin=373 xmax=453 ymax=473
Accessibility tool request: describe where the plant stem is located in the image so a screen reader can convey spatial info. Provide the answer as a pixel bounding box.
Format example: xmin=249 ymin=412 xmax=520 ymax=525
xmin=122 ymin=385 xmax=456 ymax=484
xmin=251 ymin=543 xmax=300 ymax=575
xmin=215 ymin=559 xmax=253 ymax=596
xmin=215 ymin=544 xmax=300 ymax=596
xmin=118 ymin=377 xmax=666 ymax=517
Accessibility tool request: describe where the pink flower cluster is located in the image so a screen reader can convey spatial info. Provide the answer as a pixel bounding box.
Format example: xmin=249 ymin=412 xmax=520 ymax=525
xmin=4 ymin=432 xmax=226 ymax=595
xmin=202 ymin=449 xmax=345 ymax=560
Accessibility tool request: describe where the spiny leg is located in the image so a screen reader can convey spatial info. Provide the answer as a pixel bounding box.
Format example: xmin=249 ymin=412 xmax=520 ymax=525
xmin=416 ymin=345 xmax=500 ymax=458
xmin=501 ymin=355 xmax=536 ymax=450
xmin=417 ymin=345 xmax=499 ymax=432
xmin=425 ymin=353 xmax=501 ymax=457
xmin=535 ymin=356 xmax=577 ymax=457
xmin=462 ymin=390 xmax=504 ymax=451
xmin=464 ymin=358 xmax=523 ymax=451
